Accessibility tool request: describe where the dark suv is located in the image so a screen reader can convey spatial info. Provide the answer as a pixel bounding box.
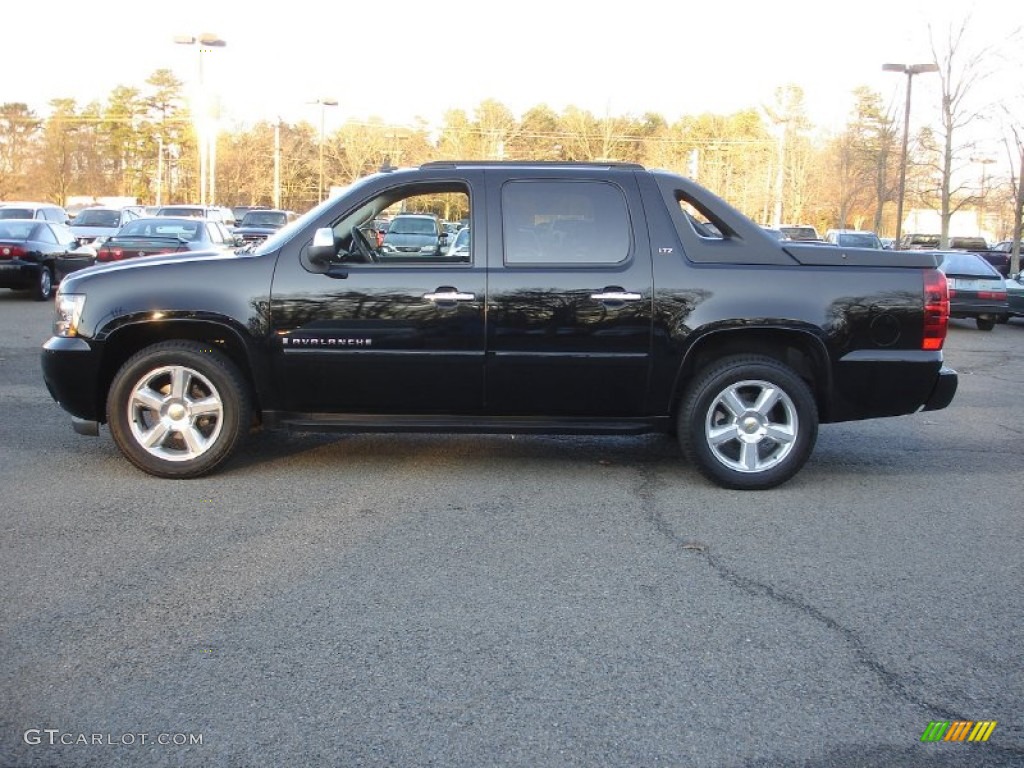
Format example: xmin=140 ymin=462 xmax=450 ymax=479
xmin=40 ymin=161 xmax=957 ymax=490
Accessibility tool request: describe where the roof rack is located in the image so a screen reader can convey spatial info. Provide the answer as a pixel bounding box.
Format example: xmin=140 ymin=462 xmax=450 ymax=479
xmin=420 ymin=160 xmax=645 ymax=170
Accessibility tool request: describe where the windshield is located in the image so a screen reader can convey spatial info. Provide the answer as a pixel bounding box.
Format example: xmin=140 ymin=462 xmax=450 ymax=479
xmin=837 ymin=233 xmax=881 ymax=248
xmin=157 ymin=207 xmax=204 ymax=218
xmin=0 ymin=208 xmax=33 ymax=219
xmin=119 ymin=218 xmax=200 ymax=240
xmin=938 ymin=252 xmax=1001 ymax=277
xmin=250 ymin=173 xmax=383 ymax=255
xmin=390 ymin=217 xmax=437 ymax=235
xmin=949 ymin=237 xmax=988 ymax=250
xmin=0 ymin=221 xmax=37 ymax=239
xmin=780 ymin=226 xmax=819 ymax=240
xmin=75 ymin=209 xmax=121 ymax=227
xmin=241 ymin=211 xmax=287 ymax=227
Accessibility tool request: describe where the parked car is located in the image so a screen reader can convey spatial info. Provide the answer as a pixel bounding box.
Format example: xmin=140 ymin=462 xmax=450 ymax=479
xmin=825 ymin=229 xmax=883 ymax=249
xmin=935 ymin=251 xmax=1008 ymax=331
xmin=0 ymin=218 xmax=96 ymax=299
xmin=95 ymin=217 xmax=240 ymax=262
xmin=155 ymin=205 xmax=234 ymax=228
xmin=357 ymin=218 xmax=391 ymax=249
xmin=948 ymin=236 xmax=989 ymax=251
xmin=991 ymin=240 xmax=1023 ymax=275
xmin=70 ymin=206 xmax=144 ymax=247
xmin=946 ymin=237 xmax=1016 ymax=277
xmin=0 ymin=201 xmax=71 ymax=225
xmin=233 ymin=209 xmax=298 ymax=246
xmin=778 ymin=224 xmax=822 ymax=241
xmin=899 ymin=233 xmax=941 ymax=250
xmin=445 ymin=226 xmax=470 ymax=259
xmin=1003 ymin=270 xmax=1024 ymax=321
xmin=231 ymin=205 xmax=269 ymax=224
xmin=380 ymin=213 xmax=447 ymax=258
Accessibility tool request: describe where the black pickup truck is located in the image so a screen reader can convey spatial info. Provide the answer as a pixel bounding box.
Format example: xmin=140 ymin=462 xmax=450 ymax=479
xmin=41 ymin=161 xmax=957 ymax=489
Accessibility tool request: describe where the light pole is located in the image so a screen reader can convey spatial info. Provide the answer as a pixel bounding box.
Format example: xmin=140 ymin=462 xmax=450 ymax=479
xmin=274 ymin=117 xmax=282 ymax=210
xmin=883 ymin=62 xmax=938 ymax=248
xmin=311 ymin=98 xmax=338 ymax=203
xmin=970 ymin=156 xmax=996 ymax=238
xmin=156 ymin=135 xmax=164 ymax=206
xmin=175 ymin=33 xmax=227 ymax=205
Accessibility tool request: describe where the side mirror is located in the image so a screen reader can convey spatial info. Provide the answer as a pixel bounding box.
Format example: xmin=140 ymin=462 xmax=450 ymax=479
xmin=307 ymin=227 xmax=337 ymax=266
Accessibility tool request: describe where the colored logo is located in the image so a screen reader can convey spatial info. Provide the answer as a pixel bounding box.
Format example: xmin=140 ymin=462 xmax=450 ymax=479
xmin=921 ymin=721 xmax=997 ymax=742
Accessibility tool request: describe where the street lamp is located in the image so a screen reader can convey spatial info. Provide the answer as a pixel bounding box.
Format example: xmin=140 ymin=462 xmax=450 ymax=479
xmin=175 ymin=33 xmax=227 ymax=205
xmin=311 ymin=98 xmax=338 ymax=203
xmin=883 ymin=62 xmax=938 ymax=248
xmin=970 ymin=156 xmax=996 ymax=237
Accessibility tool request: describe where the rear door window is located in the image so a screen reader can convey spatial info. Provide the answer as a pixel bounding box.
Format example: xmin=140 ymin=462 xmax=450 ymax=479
xmin=501 ymin=180 xmax=630 ymax=266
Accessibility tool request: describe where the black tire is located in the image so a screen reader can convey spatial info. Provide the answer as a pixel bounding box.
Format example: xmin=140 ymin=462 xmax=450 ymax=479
xmin=678 ymin=355 xmax=818 ymax=490
xmin=33 ymin=265 xmax=53 ymax=301
xmin=976 ymin=317 xmax=996 ymax=331
xmin=107 ymin=341 xmax=251 ymax=478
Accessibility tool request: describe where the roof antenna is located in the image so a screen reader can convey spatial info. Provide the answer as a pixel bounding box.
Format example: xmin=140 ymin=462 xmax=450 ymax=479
xmin=379 ymin=156 xmax=396 ymax=173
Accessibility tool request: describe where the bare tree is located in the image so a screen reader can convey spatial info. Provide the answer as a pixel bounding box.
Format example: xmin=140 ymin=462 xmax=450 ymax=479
xmin=927 ymin=17 xmax=993 ymax=247
xmin=1004 ymin=125 xmax=1024 ymax=275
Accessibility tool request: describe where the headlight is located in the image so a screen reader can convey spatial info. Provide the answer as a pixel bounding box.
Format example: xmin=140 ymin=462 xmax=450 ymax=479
xmin=54 ymin=293 xmax=86 ymax=337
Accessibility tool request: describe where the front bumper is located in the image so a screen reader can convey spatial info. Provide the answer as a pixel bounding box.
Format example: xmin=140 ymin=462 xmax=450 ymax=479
xmin=40 ymin=336 xmax=104 ymax=423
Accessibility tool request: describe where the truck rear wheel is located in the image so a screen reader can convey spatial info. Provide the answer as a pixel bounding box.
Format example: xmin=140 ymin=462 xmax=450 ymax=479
xmin=107 ymin=341 xmax=251 ymax=478
xmin=678 ymin=355 xmax=818 ymax=490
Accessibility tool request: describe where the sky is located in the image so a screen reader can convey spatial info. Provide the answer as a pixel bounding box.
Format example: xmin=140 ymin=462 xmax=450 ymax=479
xmin=3 ymin=0 xmax=1019 ymax=150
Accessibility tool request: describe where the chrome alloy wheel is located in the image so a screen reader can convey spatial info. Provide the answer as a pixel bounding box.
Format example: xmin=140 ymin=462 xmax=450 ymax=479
xmin=127 ymin=364 xmax=225 ymax=462
xmin=704 ymin=379 xmax=798 ymax=473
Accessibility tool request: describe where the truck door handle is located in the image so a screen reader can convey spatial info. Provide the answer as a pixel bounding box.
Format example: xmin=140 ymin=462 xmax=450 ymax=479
xmin=590 ymin=288 xmax=643 ymax=302
xmin=424 ymin=287 xmax=476 ymax=303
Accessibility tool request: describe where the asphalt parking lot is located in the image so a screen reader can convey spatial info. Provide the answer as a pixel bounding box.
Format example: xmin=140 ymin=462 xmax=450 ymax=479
xmin=1 ymin=291 xmax=1022 ymax=768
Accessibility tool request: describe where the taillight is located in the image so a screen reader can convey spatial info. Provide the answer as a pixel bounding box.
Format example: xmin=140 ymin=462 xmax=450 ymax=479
xmin=922 ymin=268 xmax=949 ymax=351
xmin=0 ymin=244 xmax=26 ymax=259
xmin=977 ymin=290 xmax=1007 ymax=300
xmin=98 ymin=248 xmax=124 ymax=262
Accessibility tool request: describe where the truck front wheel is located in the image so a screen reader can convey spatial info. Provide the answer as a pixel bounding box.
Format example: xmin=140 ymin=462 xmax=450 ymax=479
xmin=107 ymin=341 xmax=251 ymax=478
xmin=679 ymin=356 xmax=818 ymax=490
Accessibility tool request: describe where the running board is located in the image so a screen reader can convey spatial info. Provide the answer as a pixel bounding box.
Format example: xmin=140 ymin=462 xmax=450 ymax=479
xmin=263 ymin=412 xmax=670 ymax=436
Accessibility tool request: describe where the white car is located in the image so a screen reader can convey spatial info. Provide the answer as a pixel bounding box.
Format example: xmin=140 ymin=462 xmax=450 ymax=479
xmin=445 ymin=227 xmax=470 ymax=260
xmin=70 ymin=206 xmax=143 ymax=246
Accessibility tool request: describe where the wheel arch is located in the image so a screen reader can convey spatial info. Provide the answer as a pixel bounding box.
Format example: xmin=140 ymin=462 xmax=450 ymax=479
xmin=95 ymin=318 xmax=266 ymax=424
xmin=670 ymin=327 xmax=833 ymax=421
